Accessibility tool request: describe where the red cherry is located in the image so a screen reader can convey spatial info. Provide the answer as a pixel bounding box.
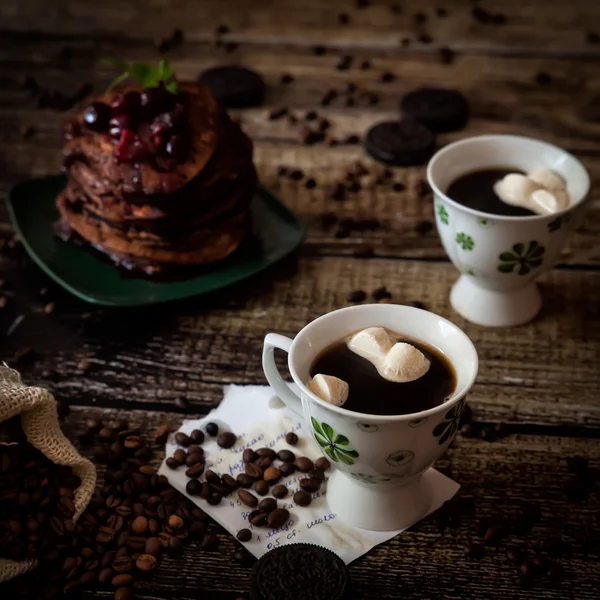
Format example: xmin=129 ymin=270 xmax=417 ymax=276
xmin=165 ymin=134 xmax=189 ymax=161
xmin=151 ymin=133 xmax=166 ymax=150
xmin=108 ymin=114 xmax=132 ymax=139
xmin=140 ymin=84 xmax=174 ymax=118
xmin=111 ymin=91 xmax=141 ymax=115
xmin=83 ymin=102 xmax=111 ymax=132
xmin=115 ymin=130 xmax=151 ymax=163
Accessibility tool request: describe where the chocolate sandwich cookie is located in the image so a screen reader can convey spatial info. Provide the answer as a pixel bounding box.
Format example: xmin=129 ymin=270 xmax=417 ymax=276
xmin=400 ymin=87 xmax=469 ymax=132
xmin=364 ymin=120 xmax=435 ymax=166
xmin=198 ymin=66 xmax=266 ymax=109
xmin=250 ymin=543 xmax=351 ymax=600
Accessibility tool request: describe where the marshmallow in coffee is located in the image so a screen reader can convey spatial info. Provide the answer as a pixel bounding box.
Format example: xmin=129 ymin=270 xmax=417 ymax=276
xmin=493 ymin=168 xmax=570 ymax=215
xmin=347 ymin=327 xmax=431 ymax=383
xmin=308 ymin=373 xmax=349 ymax=406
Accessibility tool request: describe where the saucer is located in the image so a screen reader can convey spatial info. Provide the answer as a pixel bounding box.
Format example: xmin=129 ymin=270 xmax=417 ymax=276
xmin=7 ymin=175 xmax=305 ymax=306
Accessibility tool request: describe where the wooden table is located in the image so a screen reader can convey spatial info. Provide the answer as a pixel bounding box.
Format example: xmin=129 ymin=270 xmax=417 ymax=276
xmin=1 ymin=1 xmax=599 ymax=598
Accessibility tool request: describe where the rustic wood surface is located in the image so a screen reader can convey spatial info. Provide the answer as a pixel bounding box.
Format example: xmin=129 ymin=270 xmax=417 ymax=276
xmin=1 ymin=0 xmax=599 ymax=598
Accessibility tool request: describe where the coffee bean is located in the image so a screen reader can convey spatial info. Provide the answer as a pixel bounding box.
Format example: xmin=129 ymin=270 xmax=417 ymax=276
xmin=112 ymin=556 xmax=133 ymax=573
xmin=188 ymin=429 xmax=204 ymax=444
xmin=309 ymin=469 xmax=325 ymax=482
xmin=347 ymin=289 xmax=366 ymax=303
xmin=259 ymin=498 xmax=277 ymax=513
xmin=255 ymin=480 xmax=269 ymax=496
xmin=62 ymin=556 xmax=78 ymax=573
xmin=520 ymin=560 xmax=534 ymax=576
xmin=239 ymin=490 xmax=259 ymax=508
xmin=58 ymin=496 xmax=75 ymax=517
xmin=295 ymin=457 xmax=314 ymax=473
xmin=124 ymin=435 xmax=142 ymax=450
xmin=267 ymin=508 xmax=290 ymax=529
xmin=168 ymin=536 xmax=183 ymax=556
xmin=314 ymin=457 xmax=330 ymax=471
xmin=200 ymin=482 xmax=211 ymax=499
xmin=154 ymin=424 xmax=170 ymax=444
xmin=243 ymin=449 xmax=257 ymax=463
xmin=279 ymin=462 xmax=296 ymax=477
xmin=294 ymin=490 xmax=312 ymax=506
xmin=207 ymin=493 xmax=222 ymax=505
xmin=256 ymin=456 xmax=272 ymax=470
xmin=174 ymin=432 xmax=192 ymax=447
xmin=167 ymin=514 xmax=184 ymax=532
xmin=479 ymin=426 xmax=498 ymax=442
xmin=237 ymin=528 xmax=252 ymax=542
xmin=173 ymin=449 xmax=187 ymax=464
xmin=145 ymin=537 xmax=162 ymax=556
xmin=532 ymin=555 xmax=549 ymax=570
xmin=186 ymin=464 xmax=205 ymax=479
xmin=245 ymin=463 xmax=263 ymax=480
xmin=131 ymin=516 xmax=148 ymax=535
xmin=112 ymin=573 xmax=133 ymax=587
xmin=98 ymin=567 xmax=114 ymax=583
xmin=136 ymin=553 xmax=157 ymax=572
xmin=299 ymin=478 xmax=320 ymax=493
xmin=506 ymin=547 xmax=523 ymax=565
xmin=96 ymin=526 xmax=116 ymax=543
xmin=221 ymin=474 xmax=239 ymax=490
xmin=272 ymin=485 xmax=288 ymax=499
xmin=205 ymin=470 xmax=220 ymax=484
xmin=80 ymin=571 xmax=97 ymax=585
xmin=264 ymin=466 xmax=281 ymax=482
xmin=198 ymin=532 xmax=218 ymax=551
xmin=217 ymin=432 xmax=237 ymax=448
xmin=175 ymin=397 xmax=190 ymax=411
xmin=256 ymin=448 xmax=277 ymax=460
xmin=285 ymin=432 xmax=298 ymax=445
xmin=166 ymin=457 xmax=180 ymax=470
xmin=277 ymin=449 xmax=295 ymax=463
xmin=99 ymin=427 xmax=116 ymax=441
xmin=115 ymin=547 xmax=129 ymax=559
xmin=205 ymin=422 xmax=219 ymax=436
xmin=114 ymin=587 xmax=134 ymax=600
xmin=249 ymin=510 xmax=268 ymax=527
xmin=237 ymin=473 xmax=254 ymax=488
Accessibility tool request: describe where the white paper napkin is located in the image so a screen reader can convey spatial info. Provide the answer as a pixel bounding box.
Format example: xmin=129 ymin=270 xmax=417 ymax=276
xmin=159 ymin=384 xmax=459 ymax=564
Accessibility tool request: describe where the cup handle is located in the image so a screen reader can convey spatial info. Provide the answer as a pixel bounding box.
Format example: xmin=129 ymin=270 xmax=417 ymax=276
xmin=262 ymin=333 xmax=303 ymax=416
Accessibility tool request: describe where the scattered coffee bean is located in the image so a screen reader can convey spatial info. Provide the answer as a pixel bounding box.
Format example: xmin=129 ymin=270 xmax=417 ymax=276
xmin=305 ymin=178 xmax=317 ymax=189
xmin=115 ymin=588 xmax=134 ymax=600
xmin=174 ymin=432 xmax=191 ymax=447
xmin=314 ymin=457 xmax=330 ymax=471
xmin=294 ymin=490 xmax=312 ymax=506
xmin=166 ymin=457 xmax=180 ymax=470
xmin=237 ymin=473 xmax=254 ymax=488
xmin=255 ymin=480 xmax=270 ymax=496
xmin=299 ymin=478 xmax=320 ymax=493
xmin=217 ymin=432 xmax=237 ymax=448
xmin=338 ymin=13 xmax=349 ymax=24
xmin=186 ymin=463 xmax=205 ymax=479
xmin=189 ymin=521 xmax=207 ymax=540
xmin=174 ymin=398 xmax=190 ymax=412
xmin=189 ymin=429 xmax=204 ymax=444
xmin=207 ymin=493 xmax=223 ymax=506
xmin=249 ymin=510 xmax=268 ymax=527
xmin=372 ymin=286 xmax=391 ymax=301
xmin=295 ymin=457 xmax=315 ymax=472
xmin=264 ymin=466 xmax=281 ymax=483
xmin=506 ymin=547 xmax=523 ymax=565
xmin=259 ymin=498 xmax=277 ymax=513
xmin=346 ymin=290 xmax=367 ymax=303
xmin=535 ymin=72 xmax=552 ymax=85
xmin=237 ymin=528 xmax=252 ymax=542
xmin=321 ymin=89 xmax=338 ymax=106
xmin=243 ymin=448 xmax=257 ymax=463
xmin=239 ymin=490 xmax=259 ymax=508
xmin=267 ymin=508 xmax=290 ymax=529
xmin=279 ymin=462 xmax=296 ymax=477
xmin=202 ymin=533 xmax=220 ymax=550
xmin=245 ymin=463 xmax=263 ymax=480
xmin=256 ymin=448 xmax=276 ymax=459
xmin=465 ymin=539 xmax=484 ymax=559
xmin=185 ymin=451 xmax=204 ymax=467
xmin=168 ymin=536 xmax=184 ymax=556
xmin=205 ymin=422 xmax=219 ymax=436
xmin=309 ymin=469 xmax=325 ymax=482
xmin=272 ymin=484 xmax=289 ymax=499
xmin=314 ymin=45 xmax=326 ymax=56
xmin=136 ymin=553 xmax=157 ymax=572
xmin=407 ymin=300 xmax=426 ymax=310
xmin=277 ymin=449 xmax=296 ymax=463
xmin=112 ymin=573 xmax=134 ymax=587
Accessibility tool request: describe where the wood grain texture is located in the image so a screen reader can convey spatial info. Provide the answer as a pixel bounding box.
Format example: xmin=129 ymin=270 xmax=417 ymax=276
xmin=2 ymin=256 xmax=599 ymax=427
xmin=57 ymin=406 xmax=600 ymax=600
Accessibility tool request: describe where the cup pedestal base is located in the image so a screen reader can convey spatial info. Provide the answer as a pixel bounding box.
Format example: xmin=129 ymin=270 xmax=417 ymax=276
xmin=450 ymin=275 xmax=542 ymax=327
xmin=326 ymin=470 xmax=433 ymax=531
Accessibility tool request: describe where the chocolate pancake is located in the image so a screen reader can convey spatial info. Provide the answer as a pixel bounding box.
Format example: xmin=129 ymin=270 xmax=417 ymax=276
xmin=57 ymin=189 xmax=250 ymax=265
xmin=62 ymin=82 xmax=221 ymax=197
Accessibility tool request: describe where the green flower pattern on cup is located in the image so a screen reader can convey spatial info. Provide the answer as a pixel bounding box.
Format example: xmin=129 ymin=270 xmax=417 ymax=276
xmin=311 ymin=417 xmax=359 ymax=465
xmin=408 ymin=417 xmax=428 ymax=428
xmin=432 ymin=398 xmax=465 ymax=445
xmin=349 ymin=473 xmax=403 ymax=484
xmin=477 ymin=217 xmax=493 ymax=228
xmin=456 ymin=233 xmax=474 ymax=251
xmin=386 ymin=449 xmax=415 ymax=467
xmin=547 ymin=216 xmax=562 ymax=233
xmin=437 ymin=203 xmax=449 ymax=225
xmin=497 ymin=241 xmax=545 ymax=276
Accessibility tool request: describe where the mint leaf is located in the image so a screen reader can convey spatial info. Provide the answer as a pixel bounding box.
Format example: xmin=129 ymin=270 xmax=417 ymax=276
xmin=131 ymin=62 xmax=159 ymax=87
xmin=165 ymin=80 xmax=180 ymax=94
xmin=158 ymin=59 xmax=173 ymax=80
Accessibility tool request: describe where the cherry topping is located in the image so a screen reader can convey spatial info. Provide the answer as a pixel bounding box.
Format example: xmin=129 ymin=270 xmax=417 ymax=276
xmin=115 ymin=130 xmax=151 ymax=163
xmin=82 ymin=102 xmax=111 ymax=133
xmin=165 ymin=134 xmax=189 ymax=161
xmin=108 ymin=114 xmax=133 ymax=139
xmin=140 ymin=84 xmax=174 ymax=118
xmin=110 ymin=91 xmax=141 ymax=115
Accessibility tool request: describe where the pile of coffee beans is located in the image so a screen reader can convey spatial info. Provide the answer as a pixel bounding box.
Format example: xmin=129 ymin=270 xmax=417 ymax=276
xmin=165 ymin=423 xmax=330 ymax=530
xmin=1 ymin=416 xmax=218 ymax=600
xmin=0 ymin=424 xmax=81 ymax=562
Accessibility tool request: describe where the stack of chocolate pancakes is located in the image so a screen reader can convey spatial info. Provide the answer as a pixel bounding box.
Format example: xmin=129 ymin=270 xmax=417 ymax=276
xmin=58 ymin=81 xmax=257 ymax=275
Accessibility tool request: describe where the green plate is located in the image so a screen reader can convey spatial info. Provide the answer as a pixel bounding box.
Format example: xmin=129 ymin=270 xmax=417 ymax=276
xmin=7 ymin=175 xmax=305 ymax=306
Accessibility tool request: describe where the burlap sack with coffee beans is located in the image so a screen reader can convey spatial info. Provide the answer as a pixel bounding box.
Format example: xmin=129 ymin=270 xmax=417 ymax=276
xmin=0 ymin=365 xmax=96 ymax=583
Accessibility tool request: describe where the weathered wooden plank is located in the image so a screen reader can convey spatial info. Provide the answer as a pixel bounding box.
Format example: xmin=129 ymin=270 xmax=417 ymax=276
xmin=2 ymin=256 xmax=599 ymax=427
xmin=54 ymin=405 xmax=600 ymax=600
xmin=1 ymin=0 xmax=600 ymax=57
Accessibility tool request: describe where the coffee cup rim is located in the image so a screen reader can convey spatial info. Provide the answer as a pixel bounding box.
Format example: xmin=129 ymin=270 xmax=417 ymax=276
xmin=426 ymin=134 xmax=591 ymax=223
xmin=288 ymin=304 xmax=479 ymax=423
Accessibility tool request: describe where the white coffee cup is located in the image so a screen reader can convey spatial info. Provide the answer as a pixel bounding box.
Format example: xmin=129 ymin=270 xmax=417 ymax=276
xmin=427 ymin=134 xmax=591 ymax=327
xmin=262 ymin=303 xmax=478 ymax=531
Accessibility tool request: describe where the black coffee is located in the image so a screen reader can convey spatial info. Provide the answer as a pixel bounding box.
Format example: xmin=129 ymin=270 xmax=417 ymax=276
xmin=447 ymin=168 xmax=535 ymax=217
xmin=310 ymin=332 xmax=456 ymax=416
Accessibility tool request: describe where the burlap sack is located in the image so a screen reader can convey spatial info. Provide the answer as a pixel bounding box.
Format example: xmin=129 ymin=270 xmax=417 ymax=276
xmin=0 ymin=365 xmax=97 ymax=583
